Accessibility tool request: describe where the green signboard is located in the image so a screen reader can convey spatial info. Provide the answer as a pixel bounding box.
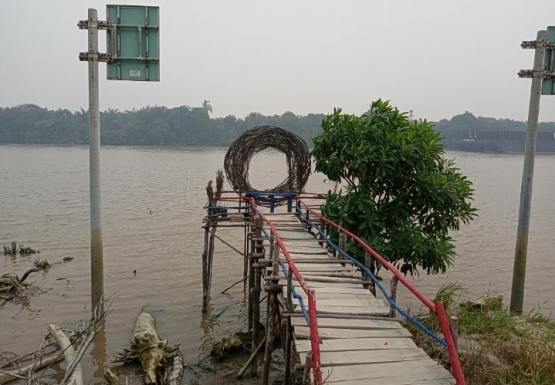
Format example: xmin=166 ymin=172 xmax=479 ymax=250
xmin=542 ymin=26 xmax=555 ymax=95
xmin=106 ymin=5 xmax=159 ymax=81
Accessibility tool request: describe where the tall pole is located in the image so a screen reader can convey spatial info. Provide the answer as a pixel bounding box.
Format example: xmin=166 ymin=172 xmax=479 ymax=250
xmin=510 ymin=30 xmax=547 ymax=314
xmin=87 ymin=8 xmax=104 ymax=313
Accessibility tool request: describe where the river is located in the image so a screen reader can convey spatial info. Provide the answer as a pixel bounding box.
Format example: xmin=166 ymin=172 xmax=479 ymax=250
xmin=1 ymin=145 xmax=554 ymax=383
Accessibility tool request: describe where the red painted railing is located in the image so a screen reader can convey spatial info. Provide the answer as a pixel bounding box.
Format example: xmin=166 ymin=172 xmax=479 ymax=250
xmin=297 ymin=198 xmax=466 ymax=385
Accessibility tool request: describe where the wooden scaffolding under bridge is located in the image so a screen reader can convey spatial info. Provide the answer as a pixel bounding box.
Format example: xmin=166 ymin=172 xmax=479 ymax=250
xmin=200 ymin=190 xmax=464 ymax=385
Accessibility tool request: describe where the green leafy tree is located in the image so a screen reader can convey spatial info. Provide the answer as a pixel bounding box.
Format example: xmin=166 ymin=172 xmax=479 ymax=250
xmin=311 ymin=99 xmax=477 ymax=275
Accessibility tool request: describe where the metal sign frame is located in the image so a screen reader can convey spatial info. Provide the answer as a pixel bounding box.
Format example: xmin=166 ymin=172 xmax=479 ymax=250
xmin=106 ymin=5 xmax=160 ymax=81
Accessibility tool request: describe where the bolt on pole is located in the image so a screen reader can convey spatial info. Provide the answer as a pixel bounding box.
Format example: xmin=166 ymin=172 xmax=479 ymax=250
xmin=86 ymin=8 xmax=104 ymax=313
xmin=510 ymin=30 xmax=547 ymax=314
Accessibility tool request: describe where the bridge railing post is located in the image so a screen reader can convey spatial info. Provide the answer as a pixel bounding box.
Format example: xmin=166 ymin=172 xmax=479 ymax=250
xmin=287 ymin=194 xmax=293 ymax=212
xmin=338 ymin=233 xmax=346 ymax=262
xmin=270 ymin=195 xmax=275 ymax=213
xmin=389 ymin=276 xmax=399 ymax=317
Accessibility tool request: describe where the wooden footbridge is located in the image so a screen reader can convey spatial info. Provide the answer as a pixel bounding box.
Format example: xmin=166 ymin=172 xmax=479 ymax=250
xmin=202 ymin=191 xmax=464 ymax=385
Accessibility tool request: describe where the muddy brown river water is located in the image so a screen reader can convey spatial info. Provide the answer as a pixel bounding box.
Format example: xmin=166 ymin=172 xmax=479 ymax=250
xmin=1 ymin=145 xmax=554 ymax=384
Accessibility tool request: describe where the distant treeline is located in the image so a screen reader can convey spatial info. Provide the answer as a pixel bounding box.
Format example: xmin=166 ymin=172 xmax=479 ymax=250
xmin=434 ymin=111 xmax=555 ymax=137
xmin=0 ymin=104 xmax=323 ymax=146
xmin=1 ymin=105 xmax=554 ymax=146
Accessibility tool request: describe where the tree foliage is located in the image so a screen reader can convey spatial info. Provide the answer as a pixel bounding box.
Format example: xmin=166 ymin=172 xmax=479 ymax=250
xmin=311 ymin=100 xmax=477 ymax=275
xmin=2 ymin=102 xmax=554 ymax=147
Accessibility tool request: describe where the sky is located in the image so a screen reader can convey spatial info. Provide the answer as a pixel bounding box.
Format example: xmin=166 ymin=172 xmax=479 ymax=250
xmin=1 ymin=1 xmax=555 ymax=122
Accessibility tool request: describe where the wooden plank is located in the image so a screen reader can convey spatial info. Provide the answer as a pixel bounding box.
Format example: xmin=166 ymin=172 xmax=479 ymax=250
xmin=285 ymin=250 xmax=328 ymax=255
xmin=281 ymin=239 xmax=322 ymax=246
xmin=290 ymin=317 xmax=402 ymax=330
xmin=290 ymin=258 xmax=349 ymax=264
xmin=293 ymin=264 xmax=354 ymax=272
xmin=286 ymin=312 xmax=400 ymax=321
xmin=320 ymin=360 xmax=453 ymax=383
xmin=313 ymin=297 xmax=384 ymax=307
xmin=294 ymin=327 xmax=411 ymax=340
xmin=289 ymin=271 xmax=360 ymax=278
xmin=292 ymin=283 xmax=368 ymax=293
xmin=298 ymin=348 xmax=428 ymax=367
xmin=294 ymin=296 xmax=385 ymax=309
xmin=281 ymin=236 xmax=318 ymax=241
xmin=314 ymin=305 xmax=389 ymax=316
xmin=306 ymin=292 xmax=377 ymax=301
xmin=294 ymin=337 xmax=417 ymax=353
xmin=299 ymin=276 xmax=366 ymax=284
xmin=324 ymin=372 xmax=454 ymax=385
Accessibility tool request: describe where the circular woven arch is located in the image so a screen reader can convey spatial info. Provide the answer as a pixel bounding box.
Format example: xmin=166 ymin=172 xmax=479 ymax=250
xmin=224 ymin=125 xmax=311 ymax=206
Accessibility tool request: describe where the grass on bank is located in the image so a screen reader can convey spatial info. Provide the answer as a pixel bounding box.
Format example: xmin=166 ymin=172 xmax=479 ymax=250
xmin=405 ymin=283 xmax=555 ymax=385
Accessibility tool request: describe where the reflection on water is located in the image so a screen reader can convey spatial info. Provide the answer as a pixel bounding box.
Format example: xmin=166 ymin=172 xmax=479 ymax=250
xmin=1 ymin=145 xmax=555 ymax=384
xmin=90 ymin=322 xmax=106 ymax=385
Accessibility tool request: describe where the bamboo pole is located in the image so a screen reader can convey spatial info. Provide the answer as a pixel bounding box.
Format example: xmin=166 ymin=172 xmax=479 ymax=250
xmin=221 ymin=275 xmax=249 ymax=294
xmin=262 ymin=290 xmax=274 ymax=385
xmin=302 ymin=351 xmax=312 ymax=385
xmin=389 ymin=275 xmax=399 ymax=317
xmin=237 ymin=337 xmax=266 ymax=379
xmin=450 ymin=316 xmax=459 ymax=351
xmin=213 ymin=233 xmax=243 ymax=256
xmin=243 ymin=211 xmax=249 ymax=291
xmin=283 ymin=316 xmax=293 ymax=385
xmin=201 ymin=225 xmax=210 ymax=312
xmin=251 ymin=266 xmax=261 ymax=377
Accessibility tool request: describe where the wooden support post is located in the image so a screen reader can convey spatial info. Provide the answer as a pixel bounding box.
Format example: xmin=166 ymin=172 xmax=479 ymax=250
xmin=272 ymin=238 xmax=280 ymax=277
xmin=338 ymin=233 xmax=346 ymax=262
xmin=237 ymin=337 xmax=266 ymax=379
xmin=201 ymin=224 xmax=211 ymax=312
xmin=287 ymin=195 xmax=293 ymax=213
xmin=283 ymin=315 xmax=293 ymax=385
xmin=364 ymin=250 xmax=376 ymax=296
xmin=262 ymin=291 xmax=274 ymax=385
xmin=268 ymin=233 xmax=275 ymax=262
xmin=287 ymin=268 xmax=293 ymax=311
xmin=450 ymin=316 xmax=459 ymax=351
xmin=207 ymin=229 xmax=216 ymax=305
xmin=303 ymin=351 xmax=312 ymax=385
xmin=389 ymin=275 xmax=399 ymax=317
xmin=262 ymin=282 xmax=281 ymax=385
xmin=243 ymin=212 xmax=249 ymax=291
xmin=250 ymin=215 xmax=264 ymax=377
xmin=362 ymin=250 xmax=371 ymax=290
xmin=251 ymin=265 xmax=261 ymax=378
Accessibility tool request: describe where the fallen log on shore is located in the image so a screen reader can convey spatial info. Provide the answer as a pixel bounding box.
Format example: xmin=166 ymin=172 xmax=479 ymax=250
xmin=113 ymin=311 xmax=182 ymax=385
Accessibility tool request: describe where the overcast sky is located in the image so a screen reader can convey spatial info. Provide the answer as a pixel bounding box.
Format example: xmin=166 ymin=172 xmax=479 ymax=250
xmin=1 ymin=1 xmax=555 ymax=121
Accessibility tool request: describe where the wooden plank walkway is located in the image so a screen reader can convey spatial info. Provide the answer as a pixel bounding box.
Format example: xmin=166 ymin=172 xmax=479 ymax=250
xmin=264 ymin=211 xmax=455 ymax=385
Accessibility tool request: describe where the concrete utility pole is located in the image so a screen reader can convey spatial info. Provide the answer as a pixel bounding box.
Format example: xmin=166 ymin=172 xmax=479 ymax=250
xmin=510 ymin=30 xmax=547 ymax=314
xmin=82 ymin=8 xmax=104 ymax=313
xmin=79 ymin=5 xmax=160 ymax=312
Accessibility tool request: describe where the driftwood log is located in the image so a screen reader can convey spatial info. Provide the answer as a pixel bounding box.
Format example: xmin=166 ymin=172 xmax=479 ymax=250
xmin=114 ymin=311 xmax=182 ymax=385
xmin=47 ymin=324 xmax=84 ymax=385
xmin=0 ymin=269 xmax=39 ymax=300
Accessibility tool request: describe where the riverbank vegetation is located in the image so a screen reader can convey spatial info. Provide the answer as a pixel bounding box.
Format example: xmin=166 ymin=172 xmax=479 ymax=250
xmin=1 ymin=104 xmax=554 ymax=147
xmin=407 ymin=283 xmax=555 ymax=385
